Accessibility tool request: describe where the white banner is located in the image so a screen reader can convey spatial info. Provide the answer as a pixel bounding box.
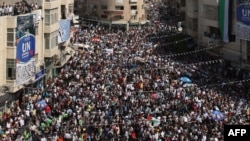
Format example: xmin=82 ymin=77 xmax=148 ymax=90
xmin=16 ymin=58 xmax=36 ymax=86
xmin=236 ymin=23 xmax=250 ymax=41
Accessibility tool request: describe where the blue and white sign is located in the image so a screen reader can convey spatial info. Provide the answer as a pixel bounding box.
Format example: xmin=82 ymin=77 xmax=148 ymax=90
xmin=35 ymin=69 xmax=46 ymax=80
xmin=58 ymin=19 xmax=71 ymax=43
xmin=16 ymin=35 xmax=35 ymax=63
xmin=237 ymin=4 xmax=250 ymax=25
xmin=236 ymin=1 xmax=250 ymax=41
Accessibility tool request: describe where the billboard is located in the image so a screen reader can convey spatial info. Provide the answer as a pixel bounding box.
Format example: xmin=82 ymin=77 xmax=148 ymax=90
xmin=58 ymin=19 xmax=71 ymax=43
xmin=16 ymin=14 xmax=36 ymax=86
xmin=236 ymin=0 xmax=250 ymax=41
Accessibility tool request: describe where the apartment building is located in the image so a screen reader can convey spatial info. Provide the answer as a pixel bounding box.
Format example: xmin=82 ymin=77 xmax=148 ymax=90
xmin=182 ymin=0 xmax=250 ymax=68
xmin=0 ymin=0 xmax=74 ymax=100
xmin=75 ymin=0 xmax=148 ymax=29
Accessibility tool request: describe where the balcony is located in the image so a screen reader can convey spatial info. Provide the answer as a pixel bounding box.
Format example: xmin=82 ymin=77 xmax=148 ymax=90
xmin=44 ymin=0 xmax=61 ymax=9
xmin=44 ymin=46 xmax=60 ymax=58
xmin=203 ymin=0 xmax=219 ymax=6
xmin=203 ymin=36 xmax=221 ymax=48
xmin=44 ymin=23 xmax=59 ymax=33
xmin=61 ymin=0 xmax=74 ymax=5
xmin=131 ymin=10 xmax=137 ymax=15
xmin=103 ymin=10 xmax=123 ymax=15
xmin=129 ymin=0 xmax=137 ymax=3
xmin=203 ymin=19 xmax=218 ymax=28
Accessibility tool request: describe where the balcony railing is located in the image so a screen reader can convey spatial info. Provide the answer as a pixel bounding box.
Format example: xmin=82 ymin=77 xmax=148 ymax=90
xmin=129 ymin=0 xmax=137 ymax=3
xmin=131 ymin=10 xmax=137 ymax=15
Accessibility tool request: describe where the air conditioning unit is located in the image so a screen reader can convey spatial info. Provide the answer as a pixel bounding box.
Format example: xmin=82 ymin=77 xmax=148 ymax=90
xmin=131 ymin=10 xmax=137 ymax=15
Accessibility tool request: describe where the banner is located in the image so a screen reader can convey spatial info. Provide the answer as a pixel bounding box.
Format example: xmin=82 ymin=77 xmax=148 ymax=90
xmin=58 ymin=19 xmax=71 ymax=43
xmin=219 ymin=0 xmax=229 ymax=42
xmin=16 ymin=14 xmax=36 ymax=86
xmin=236 ymin=0 xmax=250 ymax=41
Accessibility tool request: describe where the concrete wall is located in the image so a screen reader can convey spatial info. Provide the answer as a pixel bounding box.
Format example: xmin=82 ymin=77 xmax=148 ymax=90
xmin=0 ymin=17 xmax=7 ymax=88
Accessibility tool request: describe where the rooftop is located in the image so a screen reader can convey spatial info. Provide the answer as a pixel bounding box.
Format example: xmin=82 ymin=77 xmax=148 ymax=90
xmin=0 ymin=0 xmax=40 ymax=16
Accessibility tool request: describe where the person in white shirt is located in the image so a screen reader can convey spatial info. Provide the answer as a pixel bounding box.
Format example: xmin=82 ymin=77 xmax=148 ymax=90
xmin=8 ymin=5 xmax=12 ymax=15
xmin=41 ymin=136 xmax=47 ymax=141
xmin=35 ymin=3 xmax=38 ymax=9
xmin=19 ymin=118 xmax=25 ymax=127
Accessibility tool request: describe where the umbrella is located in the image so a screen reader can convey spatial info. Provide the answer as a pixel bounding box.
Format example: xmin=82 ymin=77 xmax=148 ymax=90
xmin=180 ymin=76 xmax=192 ymax=83
xmin=210 ymin=110 xmax=225 ymax=121
xmin=36 ymin=100 xmax=47 ymax=110
xmin=64 ymin=133 xmax=72 ymax=139
xmin=92 ymin=37 xmax=100 ymax=42
xmin=152 ymin=93 xmax=158 ymax=99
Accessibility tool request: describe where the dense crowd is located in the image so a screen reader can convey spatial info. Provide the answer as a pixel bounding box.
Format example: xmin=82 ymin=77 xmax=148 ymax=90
xmin=0 ymin=0 xmax=39 ymax=16
xmin=0 ymin=1 xmax=250 ymax=141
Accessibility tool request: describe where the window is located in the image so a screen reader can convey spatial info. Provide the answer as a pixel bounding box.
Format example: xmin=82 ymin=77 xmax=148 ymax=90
xmin=45 ymin=8 xmax=58 ymax=26
xmin=193 ymin=19 xmax=198 ymax=32
xmin=7 ymin=28 xmax=15 ymax=47
xmin=101 ymin=5 xmax=108 ymax=10
xmin=180 ymin=0 xmax=185 ymax=6
xmin=113 ymin=15 xmax=124 ymax=20
xmin=6 ymin=59 xmax=16 ymax=80
xmin=131 ymin=6 xmax=137 ymax=10
xmin=44 ymin=31 xmax=58 ymax=49
xmin=101 ymin=15 xmax=108 ymax=19
xmin=116 ymin=0 xmax=123 ymax=3
xmin=247 ymin=41 xmax=250 ymax=60
xmin=69 ymin=4 xmax=74 ymax=13
xmin=180 ymin=12 xmax=185 ymax=20
xmin=115 ymin=6 xmax=124 ymax=10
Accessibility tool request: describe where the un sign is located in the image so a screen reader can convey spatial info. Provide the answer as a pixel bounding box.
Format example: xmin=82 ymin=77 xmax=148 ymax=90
xmin=16 ymin=35 xmax=35 ymax=63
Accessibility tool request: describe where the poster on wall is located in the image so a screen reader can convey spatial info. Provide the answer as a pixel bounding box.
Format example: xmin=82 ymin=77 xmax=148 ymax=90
xmin=236 ymin=0 xmax=250 ymax=41
xmin=16 ymin=14 xmax=36 ymax=86
xmin=58 ymin=19 xmax=71 ymax=43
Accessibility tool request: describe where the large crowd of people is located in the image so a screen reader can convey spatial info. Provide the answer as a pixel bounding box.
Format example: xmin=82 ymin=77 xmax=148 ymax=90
xmin=0 ymin=1 xmax=250 ymax=141
xmin=0 ymin=0 xmax=39 ymax=16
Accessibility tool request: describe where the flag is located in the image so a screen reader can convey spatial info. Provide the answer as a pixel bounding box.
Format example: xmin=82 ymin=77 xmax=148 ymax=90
xmin=219 ymin=0 xmax=229 ymax=42
xmin=147 ymin=115 xmax=152 ymax=121
xmin=131 ymin=131 xmax=137 ymax=139
xmin=151 ymin=117 xmax=161 ymax=126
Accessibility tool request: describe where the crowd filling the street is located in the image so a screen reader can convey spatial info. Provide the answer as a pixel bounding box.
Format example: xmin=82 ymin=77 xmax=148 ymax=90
xmin=0 ymin=1 xmax=250 ymax=141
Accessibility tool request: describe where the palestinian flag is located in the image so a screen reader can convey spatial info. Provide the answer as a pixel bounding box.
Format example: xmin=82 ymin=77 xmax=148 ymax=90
xmin=219 ymin=0 xmax=235 ymax=42
xmin=219 ymin=0 xmax=229 ymax=42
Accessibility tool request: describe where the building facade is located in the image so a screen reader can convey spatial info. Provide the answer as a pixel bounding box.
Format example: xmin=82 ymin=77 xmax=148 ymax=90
xmin=0 ymin=0 xmax=74 ymax=100
xmin=75 ymin=0 xmax=148 ymax=29
xmin=182 ymin=0 xmax=250 ymax=69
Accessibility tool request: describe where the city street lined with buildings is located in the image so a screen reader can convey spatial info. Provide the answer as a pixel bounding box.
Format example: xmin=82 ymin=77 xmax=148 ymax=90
xmin=0 ymin=0 xmax=250 ymax=141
